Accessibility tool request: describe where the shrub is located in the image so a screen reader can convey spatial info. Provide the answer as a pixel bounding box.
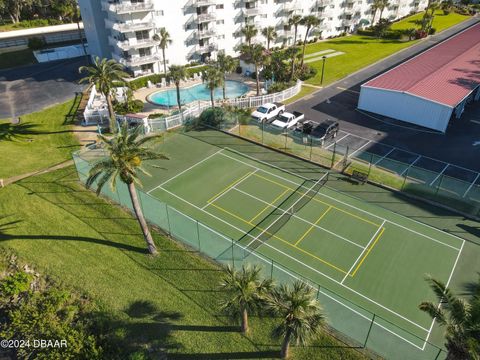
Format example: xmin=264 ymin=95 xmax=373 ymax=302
xmin=428 ymin=27 xmax=437 ymax=35
xmin=114 ymin=99 xmax=144 ymax=115
xmin=27 ymin=37 xmax=46 ymax=50
xmin=296 ymin=64 xmax=317 ymax=81
xmin=196 ymin=107 xmax=228 ymax=128
xmin=235 ymin=65 xmax=243 ymax=74
xmin=267 ymin=81 xmax=295 ymax=94
xmin=147 ymin=113 xmax=166 ymax=119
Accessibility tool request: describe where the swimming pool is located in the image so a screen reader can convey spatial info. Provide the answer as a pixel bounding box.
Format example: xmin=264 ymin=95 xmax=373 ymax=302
xmin=147 ymin=80 xmax=249 ymax=107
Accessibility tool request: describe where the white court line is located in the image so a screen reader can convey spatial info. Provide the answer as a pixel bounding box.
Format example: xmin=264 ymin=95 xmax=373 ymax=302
xmin=325 ymin=133 xmax=349 ymax=149
xmin=462 ymin=172 xmax=480 ymax=198
xmin=421 ymin=239 xmax=465 ymax=350
xmin=400 ymin=155 xmax=421 ymax=176
xmin=201 ymin=170 xmax=257 ymax=210
xmin=349 ymin=140 xmax=372 ymax=158
xmin=147 ymin=149 xmax=223 ymax=194
xmin=373 ymin=148 xmax=395 ymax=165
xmin=429 ymin=163 xmax=449 ymax=186
xmin=341 ymin=220 xmax=386 ymax=284
xmin=221 ymin=148 xmax=461 ymax=251
xmin=234 ymin=187 xmax=365 ymax=249
xmin=157 ymin=184 xmax=429 ymax=333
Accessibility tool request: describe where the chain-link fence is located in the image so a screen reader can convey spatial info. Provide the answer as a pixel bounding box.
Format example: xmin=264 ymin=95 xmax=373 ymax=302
xmin=219 ymin=120 xmax=480 ymax=219
xmin=72 ymin=146 xmax=448 ymax=360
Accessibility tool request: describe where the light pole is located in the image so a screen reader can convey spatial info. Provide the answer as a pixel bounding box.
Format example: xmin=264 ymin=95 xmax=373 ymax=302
xmin=320 ymin=55 xmax=327 ymax=85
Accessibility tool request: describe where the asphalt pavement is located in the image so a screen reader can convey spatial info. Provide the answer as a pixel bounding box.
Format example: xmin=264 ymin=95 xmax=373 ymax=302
xmin=290 ymin=17 xmax=480 ymax=171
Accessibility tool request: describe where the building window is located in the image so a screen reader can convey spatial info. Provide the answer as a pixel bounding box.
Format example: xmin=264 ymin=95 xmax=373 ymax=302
xmin=216 ymin=4 xmax=224 ymax=9
xmin=139 ymin=48 xmax=151 ymax=57
xmin=216 ymin=20 xmax=224 ymax=25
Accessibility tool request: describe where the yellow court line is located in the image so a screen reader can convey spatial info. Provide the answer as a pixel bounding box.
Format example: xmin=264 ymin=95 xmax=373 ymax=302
xmin=249 ymin=188 xmax=290 ymax=223
xmin=351 ymin=227 xmax=385 ymax=277
xmin=294 ymin=206 xmax=333 ymax=246
xmin=207 ymin=171 xmax=254 ymax=204
xmin=254 ymin=172 xmax=380 ymax=228
xmin=210 ymin=202 xmax=349 ymax=275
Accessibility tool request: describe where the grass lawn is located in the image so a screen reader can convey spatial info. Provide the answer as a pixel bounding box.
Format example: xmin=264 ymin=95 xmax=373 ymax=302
xmin=0 ymin=167 xmax=368 ymax=359
xmin=0 ymin=100 xmax=81 ymax=179
xmin=285 ymin=85 xmax=317 ymax=104
xmin=303 ymin=10 xmax=470 ymax=86
xmin=0 ymin=48 xmax=36 ymax=69
xmin=391 ymin=10 xmax=471 ymax=32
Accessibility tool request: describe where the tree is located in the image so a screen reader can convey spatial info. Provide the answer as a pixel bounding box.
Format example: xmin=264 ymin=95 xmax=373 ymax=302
xmin=370 ymin=0 xmax=383 ymax=24
xmin=154 ymin=28 xmax=171 ymax=76
xmin=1 ymin=0 xmax=34 ymax=23
xmin=262 ymin=26 xmax=277 ymax=51
xmin=288 ymin=14 xmax=303 ymax=46
xmin=300 ymin=15 xmax=320 ymax=68
xmin=441 ymin=0 xmax=454 ymax=14
xmin=377 ymin=0 xmax=391 ymax=20
xmin=241 ymin=24 xmax=258 ymax=47
xmin=373 ymin=18 xmax=392 ymax=38
xmin=216 ymin=53 xmax=238 ymax=100
xmin=284 ymin=46 xmax=299 ymax=82
xmin=419 ymin=277 xmax=480 ymax=360
xmin=267 ymin=281 xmax=326 ymax=359
xmin=85 ymin=123 xmax=167 ymax=255
xmin=422 ymin=0 xmax=439 ymax=31
xmin=79 ymin=57 xmax=129 ymax=133
xmin=219 ymin=265 xmax=273 ymax=334
xmin=202 ymin=65 xmax=224 ymax=110
xmin=168 ymin=65 xmax=187 ymax=112
xmin=238 ymin=43 xmax=267 ymax=96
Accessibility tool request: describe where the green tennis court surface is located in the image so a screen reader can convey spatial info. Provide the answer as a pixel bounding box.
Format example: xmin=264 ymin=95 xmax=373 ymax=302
xmin=137 ymin=131 xmax=465 ymax=353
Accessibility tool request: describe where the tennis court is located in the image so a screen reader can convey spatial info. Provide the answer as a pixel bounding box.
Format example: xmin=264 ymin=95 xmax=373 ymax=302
xmin=140 ymin=131 xmax=464 ymax=351
xmin=73 ymin=129 xmax=468 ymax=358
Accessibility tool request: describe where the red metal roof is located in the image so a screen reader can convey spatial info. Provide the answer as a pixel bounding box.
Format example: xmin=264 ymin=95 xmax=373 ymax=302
xmin=363 ymin=23 xmax=480 ymax=107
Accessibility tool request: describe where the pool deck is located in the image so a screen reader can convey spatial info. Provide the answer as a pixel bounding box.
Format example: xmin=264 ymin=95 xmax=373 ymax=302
xmin=134 ymin=73 xmax=259 ymax=116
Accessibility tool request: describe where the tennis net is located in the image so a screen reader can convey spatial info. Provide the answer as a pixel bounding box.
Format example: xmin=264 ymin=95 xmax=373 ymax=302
xmin=242 ymin=172 xmax=329 ymax=255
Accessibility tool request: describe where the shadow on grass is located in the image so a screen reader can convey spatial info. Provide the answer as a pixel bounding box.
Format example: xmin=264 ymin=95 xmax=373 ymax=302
xmin=0 ymin=122 xmax=41 ymax=141
xmin=168 ymin=351 xmax=280 ymax=359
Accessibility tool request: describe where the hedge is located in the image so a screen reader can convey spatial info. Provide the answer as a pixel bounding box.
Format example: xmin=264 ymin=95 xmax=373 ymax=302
xmin=128 ymin=65 xmax=208 ymax=90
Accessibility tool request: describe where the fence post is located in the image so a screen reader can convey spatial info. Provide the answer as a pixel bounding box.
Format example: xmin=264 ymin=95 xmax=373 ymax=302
xmin=231 ymin=238 xmax=235 ymax=268
xmin=401 ymin=165 xmax=409 ymax=191
xmin=368 ymin=153 xmax=373 ymax=177
xmin=284 ymin=129 xmax=288 ymax=151
xmin=343 ymin=145 xmax=350 ymax=170
xmin=330 ymin=142 xmax=336 ymax=169
xmin=434 ymin=348 xmax=443 ymax=360
xmin=196 ymin=221 xmax=201 ymax=252
xmin=309 ymin=137 xmax=313 ymax=161
xmin=262 ymin=121 xmax=264 ymax=144
xmin=270 ymin=259 xmax=274 ymax=280
xmin=165 ymin=204 xmax=172 ymax=236
xmin=435 ymin=174 xmax=444 ymax=195
xmin=316 ymin=284 xmax=321 ymax=299
xmin=363 ymin=313 xmax=376 ymax=348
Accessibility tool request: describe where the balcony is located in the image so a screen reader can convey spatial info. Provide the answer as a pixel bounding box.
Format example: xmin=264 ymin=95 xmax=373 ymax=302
xmin=109 ymin=36 xmax=158 ymax=51
xmin=197 ymin=28 xmax=217 ymax=39
xmin=106 ymin=19 xmax=154 ymax=33
xmin=196 ymin=13 xmax=217 ymax=23
xmin=115 ymin=54 xmax=161 ymax=67
xmin=341 ymin=19 xmax=355 ymax=27
xmin=343 ymin=6 xmax=362 ymax=16
xmin=101 ymin=0 xmax=154 ymax=14
xmin=197 ymin=43 xmax=218 ymax=53
xmin=283 ymin=2 xmax=302 ymax=12
xmin=195 ymin=0 xmax=218 ymax=6
xmin=243 ymin=6 xmax=267 ymax=16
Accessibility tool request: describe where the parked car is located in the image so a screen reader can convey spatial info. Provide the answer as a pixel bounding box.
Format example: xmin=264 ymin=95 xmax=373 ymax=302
xmin=310 ymin=120 xmax=339 ymax=145
xmin=271 ymin=111 xmax=305 ymax=129
xmin=251 ymin=102 xmax=285 ymax=123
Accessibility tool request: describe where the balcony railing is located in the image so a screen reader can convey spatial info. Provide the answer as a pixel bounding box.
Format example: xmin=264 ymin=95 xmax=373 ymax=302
xmin=101 ymin=0 xmax=154 ymax=14
xmin=197 ymin=43 xmax=218 ymax=53
xmin=109 ymin=36 xmax=158 ymax=50
xmin=116 ymin=54 xmax=161 ymax=67
xmin=196 ymin=13 xmax=217 ymax=23
xmin=197 ymin=28 xmax=217 ymax=39
xmin=243 ymin=6 xmax=267 ymax=16
xmin=106 ymin=19 xmax=154 ymax=33
xmin=195 ymin=0 xmax=218 ymax=6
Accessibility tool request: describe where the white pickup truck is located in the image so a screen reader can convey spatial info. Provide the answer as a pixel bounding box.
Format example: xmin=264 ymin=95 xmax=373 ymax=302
xmin=251 ymin=102 xmax=285 ymax=123
xmin=271 ymin=111 xmax=305 ymax=129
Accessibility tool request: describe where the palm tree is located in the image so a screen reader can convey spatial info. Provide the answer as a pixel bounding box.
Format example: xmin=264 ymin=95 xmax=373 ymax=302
xmin=419 ymin=276 xmax=480 ymax=360
xmin=216 ymin=53 xmax=238 ymax=100
xmin=219 ymin=265 xmax=273 ymax=334
xmin=85 ymin=123 xmax=168 ymax=255
xmin=288 ymin=14 xmax=303 ymax=46
xmin=377 ymin=0 xmax=391 ymax=20
xmin=241 ymin=24 xmax=258 ymax=47
xmin=370 ymin=0 xmax=383 ymax=25
xmin=79 ymin=56 xmax=129 ymax=133
xmin=284 ymin=46 xmax=299 ymax=82
xmin=202 ymin=65 xmax=224 ymax=110
xmin=262 ymin=26 xmax=277 ymax=51
xmin=238 ymin=43 xmax=267 ymax=96
xmin=300 ymin=15 xmax=320 ymax=68
xmin=154 ymin=28 xmax=171 ymax=76
xmin=168 ymin=65 xmax=187 ymax=112
xmin=268 ymin=281 xmax=325 ymax=359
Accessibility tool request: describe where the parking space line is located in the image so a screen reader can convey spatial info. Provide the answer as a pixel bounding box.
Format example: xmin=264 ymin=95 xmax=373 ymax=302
xmin=463 ymin=173 xmax=480 ymax=198
xmin=349 ymin=140 xmax=372 ymax=158
xmin=429 ymin=164 xmax=450 ymax=186
xmin=326 ymin=134 xmax=349 ymax=149
xmin=373 ymin=147 xmax=396 ymax=165
xmin=400 ymin=155 xmax=422 ymax=176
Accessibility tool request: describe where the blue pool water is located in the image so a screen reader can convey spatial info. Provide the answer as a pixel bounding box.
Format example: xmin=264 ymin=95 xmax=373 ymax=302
xmin=148 ymin=80 xmax=249 ymax=106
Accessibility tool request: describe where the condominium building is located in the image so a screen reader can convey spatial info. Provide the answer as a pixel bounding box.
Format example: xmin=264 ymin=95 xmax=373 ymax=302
xmin=78 ymin=0 xmax=428 ymax=77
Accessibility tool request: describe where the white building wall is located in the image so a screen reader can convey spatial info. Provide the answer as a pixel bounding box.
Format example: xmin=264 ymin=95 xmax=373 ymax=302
xmin=358 ymin=87 xmax=454 ymax=133
xmin=80 ymin=0 xmax=428 ymax=77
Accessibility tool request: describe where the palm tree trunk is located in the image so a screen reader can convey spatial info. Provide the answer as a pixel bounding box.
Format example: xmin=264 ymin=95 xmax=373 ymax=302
xmin=281 ymin=330 xmax=292 ymax=359
xmin=210 ymin=90 xmax=216 ymax=123
xmin=162 ymin=48 xmax=167 ymax=75
xmin=176 ymin=84 xmax=182 ymax=112
xmin=222 ymin=74 xmax=226 ymax=100
xmin=127 ymin=182 xmax=158 ymax=255
xmin=106 ymin=94 xmax=117 ymax=133
xmin=290 ymin=56 xmax=296 ymax=82
xmin=300 ymin=27 xmax=310 ymax=68
xmin=241 ymin=307 xmax=249 ymax=334
xmin=379 ymin=8 xmax=384 ymax=20
xmin=255 ymin=64 xmax=260 ymax=96
xmin=267 ymin=39 xmax=270 ymax=51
